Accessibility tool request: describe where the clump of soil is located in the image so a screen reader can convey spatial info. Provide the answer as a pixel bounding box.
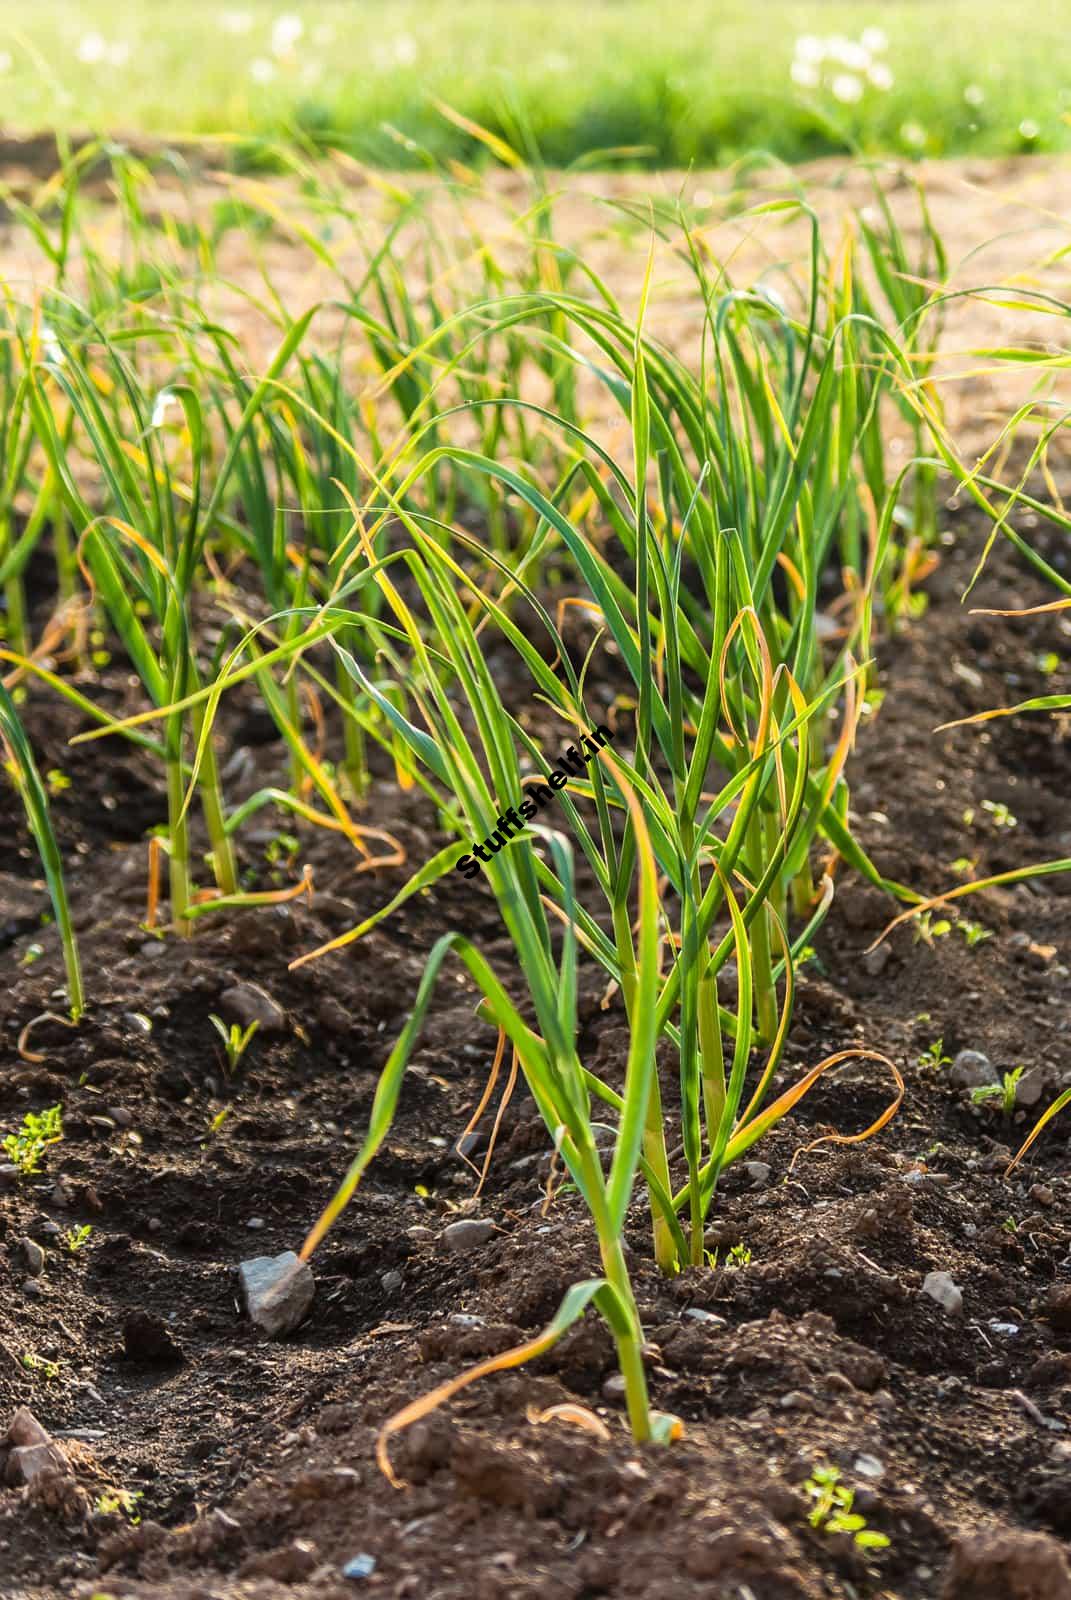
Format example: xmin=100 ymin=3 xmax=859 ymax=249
xmin=2 ymin=508 xmax=1071 ymax=1600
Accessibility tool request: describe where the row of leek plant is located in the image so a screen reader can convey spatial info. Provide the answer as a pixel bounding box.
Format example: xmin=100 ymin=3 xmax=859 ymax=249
xmin=263 ymin=259 xmax=911 ymax=1456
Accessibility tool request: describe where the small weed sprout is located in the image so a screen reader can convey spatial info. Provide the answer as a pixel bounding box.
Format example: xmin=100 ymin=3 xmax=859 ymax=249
xmin=981 ymin=799 xmax=1017 ymax=829
xmin=918 ymin=1037 xmax=951 ymax=1071
xmin=708 ymin=1241 xmax=753 ymax=1270
xmin=806 ymin=1464 xmax=890 ymax=1550
xmin=971 ymin=1067 xmax=1024 ymax=1117
xmin=65 ymin=1224 xmax=92 ymax=1253
xmin=22 ymin=1351 xmax=60 ymax=1379
xmin=958 ymin=918 xmax=993 ymax=948
xmin=913 ymin=911 xmax=952 ymax=945
xmin=3 ymin=1105 xmax=63 ymax=1174
xmin=209 ymin=1015 xmax=260 ymax=1074
xmin=94 ymin=1488 xmax=142 ymax=1523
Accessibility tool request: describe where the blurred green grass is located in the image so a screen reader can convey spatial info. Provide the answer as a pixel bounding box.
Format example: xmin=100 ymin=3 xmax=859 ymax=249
xmin=2 ymin=0 xmax=1068 ymax=168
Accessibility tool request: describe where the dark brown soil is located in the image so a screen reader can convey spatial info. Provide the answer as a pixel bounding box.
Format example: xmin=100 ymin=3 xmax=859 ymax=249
xmin=3 ymin=501 xmax=1071 ymax=1600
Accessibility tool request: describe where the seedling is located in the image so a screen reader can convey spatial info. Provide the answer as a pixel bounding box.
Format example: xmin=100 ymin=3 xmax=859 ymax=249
xmin=205 ymin=1107 xmax=232 ymax=1139
xmin=94 ymin=1488 xmax=142 ymax=1524
xmin=3 ymin=1105 xmax=63 ymax=1175
xmin=709 ymin=1241 xmax=753 ymax=1269
xmin=958 ymin=918 xmax=993 ymax=948
xmin=971 ymin=1067 xmax=1023 ymax=1117
xmin=918 ymin=1037 xmax=952 ymax=1071
xmin=913 ymin=911 xmax=952 ymax=945
xmin=22 ymin=1351 xmax=60 ymax=1379
xmin=65 ymin=1224 xmax=92 ymax=1253
xmin=805 ymin=1464 xmax=890 ymax=1550
xmin=208 ymin=1015 xmax=260 ymax=1074
xmin=981 ymin=799 xmax=1017 ymax=829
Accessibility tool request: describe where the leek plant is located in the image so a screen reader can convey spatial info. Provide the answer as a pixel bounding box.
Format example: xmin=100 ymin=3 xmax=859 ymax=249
xmin=287 ymin=249 xmax=906 ymax=1450
xmin=0 ymin=683 xmax=83 ymax=1020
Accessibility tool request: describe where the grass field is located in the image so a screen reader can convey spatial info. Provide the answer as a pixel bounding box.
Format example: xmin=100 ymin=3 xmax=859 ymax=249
xmin=2 ymin=0 xmax=1070 ymax=168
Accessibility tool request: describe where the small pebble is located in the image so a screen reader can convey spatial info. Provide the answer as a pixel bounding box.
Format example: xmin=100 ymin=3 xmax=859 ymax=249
xmin=21 ymin=1238 xmax=45 ymax=1277
xmin=949 ymin=1050 xmax=997 ymax=1090
xmin=921 ymin=1270 xmax=963 ymax=1316
xmin=246 ymin=1218 xmax=266 ymax=1231
xmin=441 ymin=1219 xmax=495 ymax=1255
xmin=1031 ymin=1185 xmax=1055 ymax=1208
xmin=342 ymin=1554 xmax=377 ymax=1581
xmin=683 ymin=1308 xmax=728 ymax=1327
xmin=854 ymin=1453 xmax=885 ymax=1479
xmin=380 ymin=1270 xmax=403 ymax=1293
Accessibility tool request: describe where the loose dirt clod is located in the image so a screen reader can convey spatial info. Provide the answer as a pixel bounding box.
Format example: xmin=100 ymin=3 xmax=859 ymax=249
xmin=941 ymin=1527 xmax=1071 ymax=1599
xmin=218 ymin=982 xmax=286 ymax=1035
xmin=239 ymin=1251 xmax=315 ymax=1336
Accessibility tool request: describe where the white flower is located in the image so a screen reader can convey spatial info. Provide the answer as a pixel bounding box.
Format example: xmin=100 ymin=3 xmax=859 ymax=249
xmin=861 ymin=27 xmax=888 ymax=53
xmin=76 ymin=32 xmax=107 ymax=64
xmin=0 ymin=51 xmax=12 ymax=73
xmin=900 ymin=121 xmax=927 ymax=148
xmin=270 ymin=13 xmax=303 ymax=57
xmin=40 ymin=322 xmax=64 ymax=368
xmin=393 ymin=34 xmax=418 ymax=67
xmin=824 ymin=34 xmax=864 ymax=67
xmin=221 ymin=10 xmax=253 ymax=33
xmin=150 ymin=390 xmax=179 ymax=429
xmin=831 ymin=39 xmax=871 ymax=71
xmin=964 ymin=83 xmax=985 ymax=107
xmin=794 ymin=34 xmax=825 ymax=62
xmin=868 ymin=62 xmax=894 ymax=92
xmin=249 ymin=57 xmax=275 ymax=84
xmin=791 ymin=60 xmax=820 ymax=88
xmin=832 ymin=73 xmax=864 ymax=104
xmin=1019 ymin=119 xmax=1040 ymax=140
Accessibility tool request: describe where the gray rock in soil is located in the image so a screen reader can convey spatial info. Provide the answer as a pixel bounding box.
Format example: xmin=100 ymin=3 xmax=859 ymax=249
xmin=1016 ymin=1066 xmax=1048 ymax=1109
xmin=921 ymin=1270 xmax=963 ymax=1316
xmin=441 ymin=1218 xmax=495 ymax=1255
xmin=20 ymin=1238 xmax=44 ymax=1277
xmin=380 ymin=1270 xmax=403 ymax=1293
xmin=744 ymin=1161 xmax=772 ymax=1188
xmin=949 ymin=1050 xmax=997 ymax=1090
xmin=3 ymin=1408 xmax=71 ymax=1487
xmin=863 ymin=945 xmax=891 ymax=977
xmin=5 ymin=1440 xmax=71 ymax=1486
xmin=683 ymin=1308 xmax=728 ymax=1327
xmin=239 ymin=1251 xmax=315 ymax=1337
xmin=218 ymin=982 xmax=286 ymax=1035
xmin=7 ymin=1407 xmax=51 ymax=1449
